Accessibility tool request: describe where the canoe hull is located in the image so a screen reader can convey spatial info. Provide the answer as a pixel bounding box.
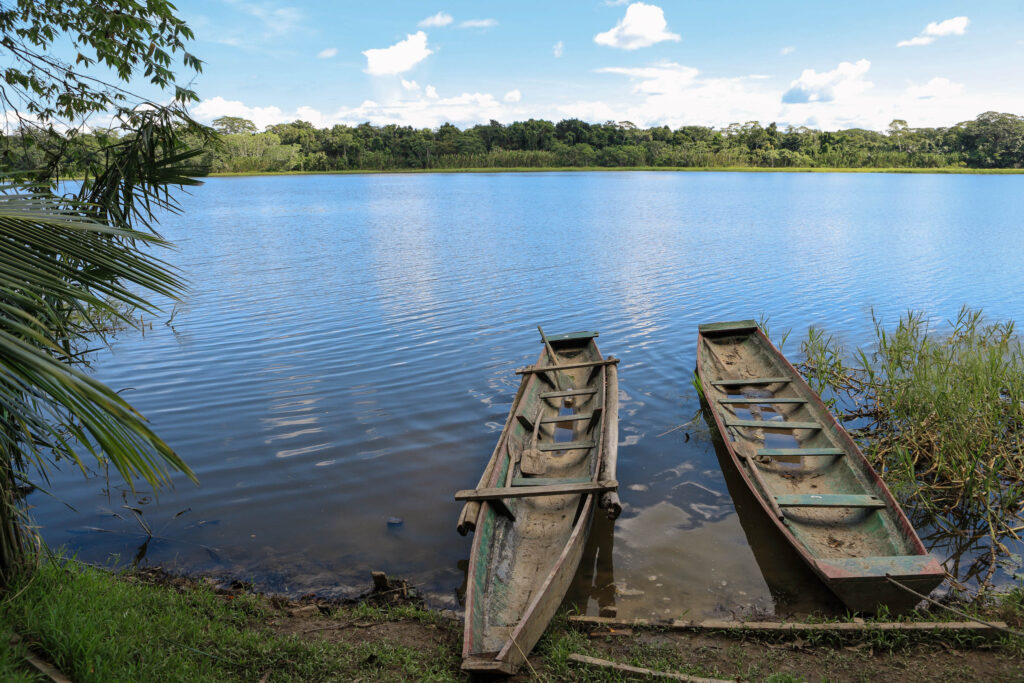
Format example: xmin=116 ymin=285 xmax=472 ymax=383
xmin=697 ymin=321 xmax=944 ymax=614
xmin=461 ymin=331 xmax=614 ymax=674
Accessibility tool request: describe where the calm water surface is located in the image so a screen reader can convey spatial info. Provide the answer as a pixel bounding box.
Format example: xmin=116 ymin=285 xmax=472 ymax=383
xmin=31 ymin=172 xmax=1024 ymax=617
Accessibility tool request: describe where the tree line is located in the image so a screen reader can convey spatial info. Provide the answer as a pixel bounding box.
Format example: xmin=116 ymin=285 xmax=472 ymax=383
xmin=4 ymin=111 xmax=1024 ymax=176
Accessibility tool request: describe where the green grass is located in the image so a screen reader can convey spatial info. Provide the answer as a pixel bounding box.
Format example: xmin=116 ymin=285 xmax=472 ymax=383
xmin=799 ymin=308 xmax=1024 ymax=590
xmin=0 ymin=559 xmax=461 ymax=682
xmin=206 ymin=165 xmax=1024 ymax=178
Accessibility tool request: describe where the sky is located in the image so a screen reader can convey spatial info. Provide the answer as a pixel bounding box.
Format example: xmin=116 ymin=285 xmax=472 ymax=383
xmin=132 ymin=1 xmax=1024 ymax=131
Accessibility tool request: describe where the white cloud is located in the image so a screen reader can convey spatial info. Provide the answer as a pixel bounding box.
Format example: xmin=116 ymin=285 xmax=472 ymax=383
xmin=897 ymin=16 xmax=969 ymax=47
xmin=418 ymin=12 xmax=453 ymax=28
xmin=458 ymin=18 xmax=497 ymax=29
xmin=316 ymin=47 xmax=337 ymax=59
xmin=924 ymin=16 xmax=970 ymax=37
xmin=503 ymin=89 xmax=522 ymax=103
xmin=595 ymin=3 xmax=680 ymax=50
xmin=553 ymin=40 xmax=564 ymax=58
xmin=363 ymin=31 xmax=432 ymax=76
xmin=579 ymin=61 xmax=778 ymax=128
xmin=897 ymin=36 xmax=935 ymax=47
xmin=782 ymin=59 xmax=872 ymax=104
xmin=780 ymin=45 xmax=795 ymax=55
xmin=224 ymin=0 xmax=304 ymax=35
xmin=425 ymin=85 xmax=439 ymax=99
xmin=401 ymin=79 xmax=420 ymax=92
xmin=906 ymin=77 xmax=963 ymax=99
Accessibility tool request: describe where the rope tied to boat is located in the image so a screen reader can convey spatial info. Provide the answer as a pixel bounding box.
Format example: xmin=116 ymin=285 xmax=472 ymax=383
xmin=884 ymin=574 xmax=1024 ymax=638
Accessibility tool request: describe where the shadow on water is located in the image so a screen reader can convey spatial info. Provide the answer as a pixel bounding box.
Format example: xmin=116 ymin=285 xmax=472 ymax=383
xmin=566 ymin=509 xmax=616 ymax=616
xmin=702 ymin=403 xmax=845 ymax=617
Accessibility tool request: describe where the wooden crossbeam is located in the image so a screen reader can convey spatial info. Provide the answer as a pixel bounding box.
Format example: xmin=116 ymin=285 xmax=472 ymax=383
xmin=712 ymin=377 xmax=791 ymax=386
xmin=455 ymin=480 xmax=617 ymax=501
xmin=775 ymin=494 xmax=885 ymax=508
xmin=512 ymin=476 xmax=591 ymax=486
xmin=727 ymin=419 xmax=820 ymax=430
xmin=758 ymin=448 xmax=844 ymax=457
xmin=538 ymin=440 xmax=595 ymax=451
xmin=541 ymin=413 xmax=592 ymax=425
xmin=719 ymin=397 xmax=806 ymax=404
xmin=516 ymin=358 xmax=619 ymax=375
xmin=540 ymin=388 xmax=597 ymax=399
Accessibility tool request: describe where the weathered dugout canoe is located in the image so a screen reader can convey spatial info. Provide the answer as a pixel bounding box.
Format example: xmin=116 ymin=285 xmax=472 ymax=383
xmin=455 ymin=330 xmax=620 ymax=675
xmin=696 ymin=320 xmax=944 ymax=613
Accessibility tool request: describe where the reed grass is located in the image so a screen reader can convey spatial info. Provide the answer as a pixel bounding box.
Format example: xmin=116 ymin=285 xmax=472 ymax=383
xmin=800 ymin=307 xmax=1024 ymax=590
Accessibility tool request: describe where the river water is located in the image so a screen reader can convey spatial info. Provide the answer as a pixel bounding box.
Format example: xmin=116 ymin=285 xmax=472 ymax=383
xmin=30 ymin=171 xmax=1024 ymax=618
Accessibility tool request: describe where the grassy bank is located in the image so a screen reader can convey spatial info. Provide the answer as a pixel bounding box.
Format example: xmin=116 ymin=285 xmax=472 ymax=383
xmin=1 ymin=558 xmax=1022 ymax=681
xmin=206 ymin=166 xmax=1024 ymax=178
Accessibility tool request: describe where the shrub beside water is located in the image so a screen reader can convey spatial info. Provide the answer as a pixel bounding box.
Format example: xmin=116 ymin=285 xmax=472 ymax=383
xmin=800 ymin=308 xmax=1024 ymax=590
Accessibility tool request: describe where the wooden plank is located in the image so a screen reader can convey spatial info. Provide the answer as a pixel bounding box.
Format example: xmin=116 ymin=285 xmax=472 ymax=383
xmin=538 ymin=440 xmax=595 ymax=451
xmin=775 ymin=493 xmax=885 ymax=508
xmin=758 ymin=448 xmax=844 ymax=457
xmin=568 ymin=653 xmax=729 ymax=683
xmin=540 ymin=388 xmax=597 ymax=399
xmin=455 ymin=480 xmax=617 ymax=501
xmin=568 ymin=615 xmax=1009 ymax=633
xmin=516 ymin=414 xmax=534 ymax=431
xmin=543 ymin=330 xmax=599 ymax=342
xmin=516 ymin=358 xmax=620 ymax=374
xmin=541 ymin=412 xmax=591 ymax=425
xmin=719 ymin=397 xmax=807 ymax=404
xmin=727 ymin=419 xmax=820 ymax=429
xmin=698 ymin=320 xmax=759 ymax=335
xmin=712 ymin=377 xmax=791 ymax=386
xmin=512 ymin=476 xmax=592 ymax=486
xmin=599 ymin=363 xmax=620 ymax=519
xmin=537 ymin=325 xmax=562 ymax=392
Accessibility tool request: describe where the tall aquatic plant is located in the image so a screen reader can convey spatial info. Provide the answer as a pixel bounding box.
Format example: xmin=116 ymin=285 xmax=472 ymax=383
xmin=801 ymin=308 xmax=1024 ymax=590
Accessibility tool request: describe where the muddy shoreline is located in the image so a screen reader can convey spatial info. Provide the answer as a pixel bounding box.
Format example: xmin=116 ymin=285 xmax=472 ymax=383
xmin=117 ymin=564 xmax=1022 ymax=681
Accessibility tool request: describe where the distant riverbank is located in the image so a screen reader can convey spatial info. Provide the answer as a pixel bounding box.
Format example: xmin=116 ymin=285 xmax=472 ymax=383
xmin=207 ymin=166 xmax=1024 ymax=178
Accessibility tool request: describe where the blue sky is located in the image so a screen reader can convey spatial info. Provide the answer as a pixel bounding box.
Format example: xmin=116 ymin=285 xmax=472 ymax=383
xmin=154 ymin=1 xmax=1024 ymax=131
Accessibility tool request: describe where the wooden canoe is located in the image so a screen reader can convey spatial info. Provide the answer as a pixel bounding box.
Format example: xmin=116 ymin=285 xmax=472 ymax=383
xmin=456 ymin=330 xmax=620 ymax=675
xmin=696 ymin=320 xmax=944 ymax=613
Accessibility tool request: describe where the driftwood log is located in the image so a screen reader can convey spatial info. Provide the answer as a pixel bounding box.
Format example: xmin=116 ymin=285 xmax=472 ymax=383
xmin=568 ymin=615 xmax=1009 ymax=632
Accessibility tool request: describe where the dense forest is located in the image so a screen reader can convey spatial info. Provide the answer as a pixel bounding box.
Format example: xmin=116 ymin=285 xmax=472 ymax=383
xmin=5 ymin=111 xmax=1024 ymax=175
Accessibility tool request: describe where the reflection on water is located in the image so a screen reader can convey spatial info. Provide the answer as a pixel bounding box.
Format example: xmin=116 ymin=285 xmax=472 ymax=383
xmin=705 ymin=421 xmax=844 ymax=616
xmin=27 ymin=172 xmax=1024 ymax=614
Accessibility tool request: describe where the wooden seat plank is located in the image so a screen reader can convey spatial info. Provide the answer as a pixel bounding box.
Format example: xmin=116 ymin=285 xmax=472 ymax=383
xmin=455 ymin=480 xmax=617 ymax=501
xmin=537 ymin=440 xmax=595 ymax=451
xmin=541 ymin=413 xmax=591 ymax=425
xmin=719 ymin=397 xmax=807 ymax=404
xmin=516 ymin=358 xmax=619 ymax=375
xmin=727 ymin=419 xmax=820 ymax=430
xmin=775 ymin=494 xmax=885 ymax=508
xmin=712 ymin=377 xmax=792 ymax=386
xmin=511 ymin=476 xmax=592 ymax=487
xmin=540 ymin=388 xmax=597 ymax=399
xmin=758 ymin=448 xmax=844 ymax=457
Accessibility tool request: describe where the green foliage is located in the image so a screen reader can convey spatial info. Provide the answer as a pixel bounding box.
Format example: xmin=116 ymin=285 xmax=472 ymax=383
xmin=0 ymin=1 xmax=210 ymax=585
xmin=800 ymin=308 xmax=1024 ymax=589
xmin=89 ymin=111 xmax=1024 ymax=175
xmin=0 ymin=0 xmax=200 ymax=123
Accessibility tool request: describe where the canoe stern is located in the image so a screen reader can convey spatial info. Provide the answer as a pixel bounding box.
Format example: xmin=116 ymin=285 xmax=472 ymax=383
xmin=814 ymin=555 xmax=946 ymax=613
